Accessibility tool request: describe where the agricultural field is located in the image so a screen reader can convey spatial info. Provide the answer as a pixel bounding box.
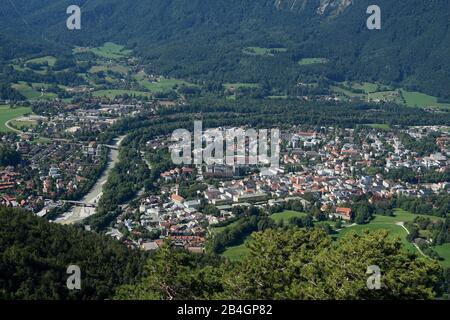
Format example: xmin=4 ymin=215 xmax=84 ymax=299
xmin=298 ymin=58 xmax=329 ymax=65
xmin=0 ymin=105 xmax=33 ymax=132
xmin=242 ymin=47 xmax=287 ymax=56
xmin=11 ymin=82 xmax=57 ymax=100
xmin=401 ymin=90 xmax=450 ymax=109
xmin=85 ymin=42 xmax=132 ymax=60
xmin=330 ymin=85 xmax=366 ymax=100
xmin=332 ymin=81 xmax=450 ymax=110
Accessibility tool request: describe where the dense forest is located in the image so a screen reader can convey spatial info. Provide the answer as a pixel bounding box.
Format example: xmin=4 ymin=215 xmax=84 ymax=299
xmin=115 ymin=228 xmax=446 ymax=300
xmin=0 ymin=208 xmax=146 ymax=300
xmin=1 ymin=1 xmax=450 ymax=97
xmin=1 ymin=206 xmax=449 ymax=300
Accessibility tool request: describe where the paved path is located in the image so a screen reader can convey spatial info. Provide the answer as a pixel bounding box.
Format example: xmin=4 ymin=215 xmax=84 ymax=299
xmin=5 ymin=119 xmax=23 ymax=134
xmin=396 ymin=222 xmax=428 ymax=258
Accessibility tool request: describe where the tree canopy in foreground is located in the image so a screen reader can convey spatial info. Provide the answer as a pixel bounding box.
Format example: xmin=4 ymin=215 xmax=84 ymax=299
xmin=115 ymin=228 xmax=443 ymax=300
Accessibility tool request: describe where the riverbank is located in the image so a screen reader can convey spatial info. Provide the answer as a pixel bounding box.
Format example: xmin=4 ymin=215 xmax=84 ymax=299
xmin=55 ymin=135 xmax=125 ymax=225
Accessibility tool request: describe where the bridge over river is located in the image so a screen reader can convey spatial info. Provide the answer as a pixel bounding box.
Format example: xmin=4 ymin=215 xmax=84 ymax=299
xmin=54 ymin=135 xmax=125 ymax=225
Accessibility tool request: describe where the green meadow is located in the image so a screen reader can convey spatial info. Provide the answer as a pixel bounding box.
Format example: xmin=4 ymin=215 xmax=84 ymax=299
xmin=243 ymin=47 xmax=287 ymax=56
xmin=0 ymin=105 xmax=33 ymax=132
xmin=433 ymin=243 xmax=450 ymax=268
xmin=138 ymin=78 xmax=194 ymax=93
xmin=222 ymin=243 xmax=249 ymax=261
xmin=271 ymin=210 xmax=307 ymax=223
xmin=89 ymin=42 xmax=132 ymax=60
xmin=401 ymin=90 xmax=450 ymax=109
xmin=11 ymin=82 xmax=57 ymax=100
xmin=89 ymin=64 xmax=129 ymax=75
xmin=26 ymin=56 xmax=56 ymax=67
xmin=334 ymin=209 xmax=443 ymax=254
xmin=220 ymin=209 xmax=449 ymax=264
xmin=331 ymin=81 xmax=450 ymax=110
xmin=298 ymin=58 xmax=329 ymax=65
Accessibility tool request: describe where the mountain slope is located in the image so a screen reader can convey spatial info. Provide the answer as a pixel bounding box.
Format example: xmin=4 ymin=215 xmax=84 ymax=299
xmin=1 ymin=0 xmax=450 ymax=97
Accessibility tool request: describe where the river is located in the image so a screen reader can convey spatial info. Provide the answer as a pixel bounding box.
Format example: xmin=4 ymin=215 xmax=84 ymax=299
xmin=55 ymin=135 xmax=125 ymax=225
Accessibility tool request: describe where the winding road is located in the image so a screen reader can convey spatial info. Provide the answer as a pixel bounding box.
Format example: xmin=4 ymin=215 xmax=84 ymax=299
xmin=395 ymin=222 xmax=428 ymax=258
xmin=5 ymin=119 xmax=23 ymax=134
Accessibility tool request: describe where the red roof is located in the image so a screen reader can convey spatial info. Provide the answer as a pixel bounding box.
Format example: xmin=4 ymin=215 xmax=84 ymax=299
xmin=336 ymin=207 xmax=352 ymax=217
xmin=171 ymin=193 xmax=185 ymax=203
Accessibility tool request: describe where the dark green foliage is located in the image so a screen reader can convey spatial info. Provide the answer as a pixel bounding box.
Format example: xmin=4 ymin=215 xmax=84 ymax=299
xmin=0 ymin=84 xmax=24 ymax=101
xmin=400 ymin=132 xmax=440 ymax=157
xmin=2 ymin=1 xmax=450 ymax=97
xmin=208 ymin=207 xmax=268 ymax=254
xmin=395 ymin=195 xmax=450 ymax=218
xmin=0 ymin=145 xmax=22 ymax=167
xmin=0 ymin=208 xmax=146 ymax=300
xmin=116 ymin=228 xmax=444 ymax=300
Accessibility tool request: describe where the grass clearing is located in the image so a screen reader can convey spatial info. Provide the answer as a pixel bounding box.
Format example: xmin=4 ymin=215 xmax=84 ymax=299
xmin=0 ymin=105 xmax=33 ymax=132
xmin=243 ymin=47 xmax=287 ymax=56
xmin=401 ymin=90 xmax=450 ymax=109
xmin=26 ymin=56 xmax=56 ymax=67
xmin=222 ymin=243 xmax=249 ymax=261
xmin=432 ymin=243 xmax=450 ymax=268
xmin=220 ymin=209 xmax=448 ymax=263
xmin=331 ymin=81 xmax=450 ymax=109
xmin=211 ymin=219 xmax=242 ymax=235
xmin=334 ymin=209 xmax=442 ymax=254
xmin=271 ymin=210 xmax=307 ymax=223
xmin=89 ymin=42 xmax=132 ymax=60
xmin=330 ymin=85 xmax=366 ymax=99
xmin=11 ymin=82 xmax=57 ymax=100
xmin=138 ymin=77 xmax=194 ymax=93
xmin=89 ymin=64 xmax=129 ymax=75
xmin=349 ymin=82 xmax=380 ymax=93
xmin=299 ymin=58 xmax=329 ymax=65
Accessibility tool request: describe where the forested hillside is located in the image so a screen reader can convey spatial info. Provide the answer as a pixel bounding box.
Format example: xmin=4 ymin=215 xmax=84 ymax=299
xmin=115 ymin=228 xmax=445 ymax=300
xmin=1 ymin=0 xmax=450 ymax=97
xmin=0 ymin=208 xmax=146 ymax=300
